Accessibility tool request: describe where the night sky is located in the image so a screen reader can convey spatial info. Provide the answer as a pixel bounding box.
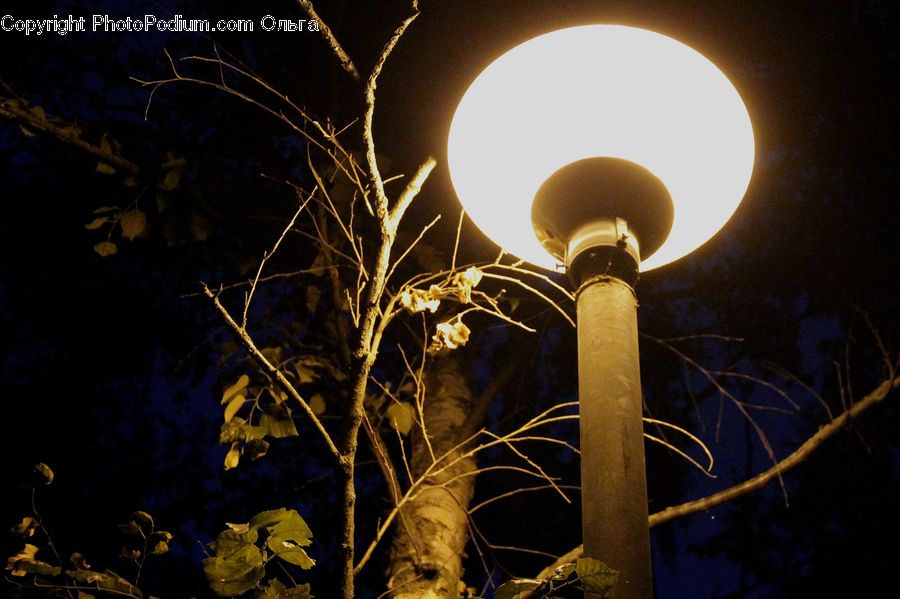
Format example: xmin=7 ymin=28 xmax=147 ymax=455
xmin=1 ymin=1 xmax=898 ymax=598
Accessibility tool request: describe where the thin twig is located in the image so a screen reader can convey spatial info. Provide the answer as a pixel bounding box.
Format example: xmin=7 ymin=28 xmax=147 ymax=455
xmin=203 ymin=285 xmax=341 ymax=463
xmin=535 ymin=371 xmax=899 ymax=581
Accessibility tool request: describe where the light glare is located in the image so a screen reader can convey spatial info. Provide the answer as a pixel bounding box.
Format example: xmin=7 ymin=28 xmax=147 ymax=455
xmin=448 ymin=25 xmax=755 ymax=271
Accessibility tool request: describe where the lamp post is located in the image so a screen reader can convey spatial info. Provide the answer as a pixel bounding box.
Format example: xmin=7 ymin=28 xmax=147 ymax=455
xmin=448 ymin=25 xmax=754 ymax=598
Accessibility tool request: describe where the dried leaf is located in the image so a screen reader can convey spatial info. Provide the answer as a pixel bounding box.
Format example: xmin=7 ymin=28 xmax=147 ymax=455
xmin=429 ymin=318 xmax=471 ymax=353
xmin=399 ymin=285 xmax=441 ymax=314
xmin=19 ymin=125 xmax=35 ymax=138
xmin=119 ymin=210 xmax=147 ymax=240
xmin=96 ymin=162 xmax=116 ymax=175
xmin=451 ymin=266 xmax=483 ymax=303
xmin=93 ymin=241 xmax=117 ymax=257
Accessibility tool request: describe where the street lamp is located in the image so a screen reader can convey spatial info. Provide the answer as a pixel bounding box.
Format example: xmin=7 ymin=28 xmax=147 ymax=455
xmin=448 ymin=25 xmax=754 ymax=598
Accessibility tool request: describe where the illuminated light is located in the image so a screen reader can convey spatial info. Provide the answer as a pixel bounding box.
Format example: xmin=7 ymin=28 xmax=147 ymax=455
xmin=448 ymin=24 xmax=755 ymax=272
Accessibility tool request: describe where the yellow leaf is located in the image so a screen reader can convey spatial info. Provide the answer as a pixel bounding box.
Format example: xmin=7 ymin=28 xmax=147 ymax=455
xmin=7 ymin=543 xmax=40 ymax=576
xmin=386 ymin=402 xmax=415 ymax=436
xmin=18 ymin=125 xmax=35 ymax=138
xmin=35 ymin=463 xmax=54 ymax=484
xmin=16 ymin=543 xmax=38 ymax=560
xmin=99 ymin=134 xmax=112 ymax=154
xmin=119 ymin=210 xmax=147 ymax=240
xmin=160 ymin=168 xmax=182 ymax=191
xmin=224 ymin=442 xmax=241 ymax=470
xmin=224 ymin=522 xmax=250 ymax=534
xmin=309 ymin=394 xmax=326 ymax=415
xmin=93 ymin=241 xmax=117 ymax=257
xmin=221 ymin=374 xmax=249 ymax=405
xmin=92 ymin=206 xmax=120 ymax=214
xmin=161 ymin=151 xmax=186 ymax=169
xmin=11 ymin=517 xmax=37 ymax=537
xmin=224 ymin=395 xmax=245 ymax=423
xmin=96 ymin=162 xmax=116 ymax=175
xmin=150 ymin=540 xmax=168 ymax=555
xmin=84 ymin=216 xmax=108 ymax=230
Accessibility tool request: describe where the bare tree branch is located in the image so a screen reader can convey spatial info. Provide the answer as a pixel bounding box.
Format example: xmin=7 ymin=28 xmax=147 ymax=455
xmin=203 ymin=285 xmax=342 ymax=463
xmin=296 ymin=0 xmax=361 ymax=82
xmin=1 ymin=93 xmax=140 ymax=176
xmin=535 ymin=370 xmax=900 ymax=581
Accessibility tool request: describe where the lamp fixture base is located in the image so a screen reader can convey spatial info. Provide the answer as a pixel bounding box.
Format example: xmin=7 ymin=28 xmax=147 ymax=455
xmin=531 ymin=156 xmax=675 ymax=276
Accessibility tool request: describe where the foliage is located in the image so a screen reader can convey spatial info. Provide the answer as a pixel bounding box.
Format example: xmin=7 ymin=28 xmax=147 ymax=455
xmin=202 ymin=508 xmax=314 ymax=597
xmin=5 ymin=464 xmax=170 ymax=599
xmin=493 ymin=558 xmax=618 ymax=598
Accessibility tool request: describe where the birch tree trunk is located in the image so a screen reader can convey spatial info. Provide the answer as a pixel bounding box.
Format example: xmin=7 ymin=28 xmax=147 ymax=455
xmin=387 ymin=356 xmax=477 ymax=598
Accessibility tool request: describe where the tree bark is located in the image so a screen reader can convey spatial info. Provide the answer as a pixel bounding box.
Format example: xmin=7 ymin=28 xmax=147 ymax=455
xmin=387 ymin=356 xmax=477 ymax=598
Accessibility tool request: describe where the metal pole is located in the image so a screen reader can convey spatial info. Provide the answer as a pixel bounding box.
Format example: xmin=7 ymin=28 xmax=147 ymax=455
xmin=576 ymin=272 xmax=652 ymax=598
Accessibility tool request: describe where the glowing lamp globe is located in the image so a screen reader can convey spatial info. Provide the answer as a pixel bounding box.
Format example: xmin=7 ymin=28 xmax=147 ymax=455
xmin=448 ymin=24 xmax=755 ymax=272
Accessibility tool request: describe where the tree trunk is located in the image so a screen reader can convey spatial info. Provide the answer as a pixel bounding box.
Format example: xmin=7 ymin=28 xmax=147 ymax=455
xmin=387 ymin=356 xmax=477 ymax=598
